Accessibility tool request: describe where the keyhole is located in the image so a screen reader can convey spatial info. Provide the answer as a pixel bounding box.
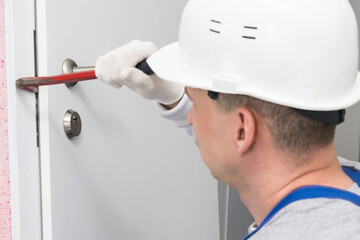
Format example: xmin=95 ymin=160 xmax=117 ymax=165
xmin=72 ymin=115 xmax=78 ymax=123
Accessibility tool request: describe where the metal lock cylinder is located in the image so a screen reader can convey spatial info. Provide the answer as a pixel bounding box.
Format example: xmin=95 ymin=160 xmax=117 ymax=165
xmin=63 ymin=109 xmax=82 ymax=140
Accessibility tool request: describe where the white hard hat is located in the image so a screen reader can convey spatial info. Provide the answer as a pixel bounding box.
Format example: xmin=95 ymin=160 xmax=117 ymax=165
xmin=148 ymin=0 xmax=360 ymax=111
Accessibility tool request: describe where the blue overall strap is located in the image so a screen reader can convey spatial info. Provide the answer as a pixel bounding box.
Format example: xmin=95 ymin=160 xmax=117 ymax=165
xmin=243 ymin=166 xmax=360 ymax=240
xmin=342 ymin=166 xmax=360 ymax=186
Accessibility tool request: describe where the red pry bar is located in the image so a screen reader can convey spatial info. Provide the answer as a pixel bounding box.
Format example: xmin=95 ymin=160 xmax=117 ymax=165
xmin=16 ymin=70 xmax=97 ymax=93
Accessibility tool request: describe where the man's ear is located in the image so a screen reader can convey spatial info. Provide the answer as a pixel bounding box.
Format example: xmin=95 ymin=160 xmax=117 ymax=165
xmin=235 ymin=108 xmax=256 ymax=155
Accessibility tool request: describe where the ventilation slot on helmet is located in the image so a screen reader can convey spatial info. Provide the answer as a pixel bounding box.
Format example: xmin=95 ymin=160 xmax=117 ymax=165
xmin=242 ymin=36 xmax=256 ymax=39
xmin=210 ymin=29 xmax=221 ymax=34
xmin=242 ymin=26 xmax=257 ymax=40
xmin=210 ymin=19 xmax=222 ymax=34
xmin=211 ymin=20 xmax=222 ymax=24
xmin=244 ymin=26 xmax=258 ymax=30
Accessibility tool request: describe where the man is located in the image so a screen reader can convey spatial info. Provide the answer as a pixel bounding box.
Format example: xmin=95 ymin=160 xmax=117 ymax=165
xmin=95 ymin=0 xmax=360 ymax=239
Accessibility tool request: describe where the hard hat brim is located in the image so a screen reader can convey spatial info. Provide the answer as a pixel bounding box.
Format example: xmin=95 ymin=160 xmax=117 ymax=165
xmin=147 ymin=42 xmax=216 ymax=92
xmin=148 ymin=42 xmax=360 ymax=111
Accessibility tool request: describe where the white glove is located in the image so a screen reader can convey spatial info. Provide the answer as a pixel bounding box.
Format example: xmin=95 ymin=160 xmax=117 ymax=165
xmin=95 ymin=40 xmax=184 ymax=105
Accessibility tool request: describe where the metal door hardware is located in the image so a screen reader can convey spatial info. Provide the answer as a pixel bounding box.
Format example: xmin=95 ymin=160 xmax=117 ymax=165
xmin=62 ymin=58 xmax=94 ymax=88
xmin=63 ymin=109 xmax=82 ymax=140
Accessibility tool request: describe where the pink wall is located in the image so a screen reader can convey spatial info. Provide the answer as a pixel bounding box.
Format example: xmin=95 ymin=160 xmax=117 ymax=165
xmin=0 ymin=0 xmax=12 ymax=239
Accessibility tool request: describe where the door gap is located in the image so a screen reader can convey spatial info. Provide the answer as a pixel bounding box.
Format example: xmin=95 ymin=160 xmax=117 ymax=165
xmin=33 ymin=29 xmax=40 ymax=147
xmin=33 ymin=1 xmax=44 ymax=237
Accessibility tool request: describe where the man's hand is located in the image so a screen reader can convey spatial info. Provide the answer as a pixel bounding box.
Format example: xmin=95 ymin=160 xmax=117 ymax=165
xmin=95 ymin=40 xmax=184 ymax=105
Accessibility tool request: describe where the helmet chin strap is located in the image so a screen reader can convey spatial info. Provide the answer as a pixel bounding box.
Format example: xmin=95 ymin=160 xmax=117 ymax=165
xmin=207 ymin=91 xmax=345 ymax=125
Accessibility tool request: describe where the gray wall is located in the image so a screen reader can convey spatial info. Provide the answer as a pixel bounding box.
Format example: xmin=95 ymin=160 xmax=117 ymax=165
xmin=336 ymin=0 xmax=360 ymax=162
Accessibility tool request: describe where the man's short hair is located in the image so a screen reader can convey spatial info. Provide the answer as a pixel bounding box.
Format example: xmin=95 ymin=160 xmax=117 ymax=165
xmin=216 ymin=93 xmax=336 ymax=164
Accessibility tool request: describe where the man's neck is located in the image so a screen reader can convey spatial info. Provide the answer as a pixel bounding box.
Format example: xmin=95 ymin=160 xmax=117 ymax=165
xmin=232 ymin=143 xmax=354 ymax=225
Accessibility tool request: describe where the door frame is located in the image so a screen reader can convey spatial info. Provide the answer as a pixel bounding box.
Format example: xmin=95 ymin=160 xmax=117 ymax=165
xmin=5 ymin=0 xmax=43 ymax=239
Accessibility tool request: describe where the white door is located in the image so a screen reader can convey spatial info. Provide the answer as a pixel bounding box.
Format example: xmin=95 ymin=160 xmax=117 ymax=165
xmin=35 ymin=0 xmax=220 ymax=239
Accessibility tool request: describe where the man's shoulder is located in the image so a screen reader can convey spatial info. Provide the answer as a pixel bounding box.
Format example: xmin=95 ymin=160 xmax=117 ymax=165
xmin=250 ymin=158 xmax=360 ymax=239
xmin=338 ymin=157 xmax=360 ymax=171
xmin=252 ymin=197 xmax=360 ymax=239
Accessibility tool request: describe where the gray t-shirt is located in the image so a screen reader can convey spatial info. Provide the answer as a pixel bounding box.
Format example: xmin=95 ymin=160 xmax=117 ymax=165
xmin=249 ymin=157 xmax=360 ymax=240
